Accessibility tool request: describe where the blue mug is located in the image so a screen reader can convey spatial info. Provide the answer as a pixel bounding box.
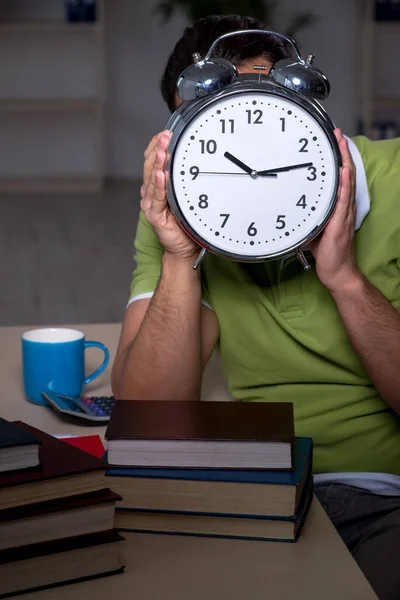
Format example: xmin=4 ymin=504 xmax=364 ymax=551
xmin=22 ymin=328 xmax=109 ymax=406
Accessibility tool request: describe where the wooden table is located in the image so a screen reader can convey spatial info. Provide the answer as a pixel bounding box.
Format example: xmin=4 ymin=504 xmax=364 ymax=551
xmin=0 ymin=323 xmax=378 ymax=599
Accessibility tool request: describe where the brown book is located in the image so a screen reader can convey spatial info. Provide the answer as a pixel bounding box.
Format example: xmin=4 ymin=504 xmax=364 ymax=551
xmin=0 ymin=530 xmax=125 ymax=598
xmin=0 ymin=489 xmax=122 ymax=550
xmin=115 ymin=477 xmax=313 ymax=543
xmin=106 ymin=438 xmax=312 ymax=519
xmin=106 ymin=400 xmax=294 ymax=469
xmin=0 ymin=422 xmax=108 ymax=510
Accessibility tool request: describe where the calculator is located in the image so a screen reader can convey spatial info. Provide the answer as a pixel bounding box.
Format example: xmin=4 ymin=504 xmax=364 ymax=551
xmin=41 ymin=390 xmax=115 ymax=423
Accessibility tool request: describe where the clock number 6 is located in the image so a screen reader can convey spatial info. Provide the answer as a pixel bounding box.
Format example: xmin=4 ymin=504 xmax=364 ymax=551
xmin=198 ymin=194 xmax=209 ymax=209
xmin=247 ymin=222 xmax=257 ymax=237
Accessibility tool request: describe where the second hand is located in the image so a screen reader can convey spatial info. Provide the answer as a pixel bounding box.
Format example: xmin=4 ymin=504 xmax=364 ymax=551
xmin=198 ymin=171 xmax=277 ymax=177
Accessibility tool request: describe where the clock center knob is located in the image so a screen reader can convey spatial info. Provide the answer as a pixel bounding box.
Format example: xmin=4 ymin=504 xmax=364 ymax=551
xmin=250 ymin=170 xmax=258 ymax=179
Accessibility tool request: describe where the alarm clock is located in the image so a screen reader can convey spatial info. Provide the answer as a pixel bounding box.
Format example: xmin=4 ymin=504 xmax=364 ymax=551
xmin=165 ymin=29 xmax=341 ymax=270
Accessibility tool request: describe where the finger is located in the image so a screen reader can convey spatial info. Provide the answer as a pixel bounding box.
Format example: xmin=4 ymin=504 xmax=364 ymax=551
xmin=144 ymin=133 xmax=161 ymax=162
xmin=335 ymin=130 xmax=356 ymax=199
xmin=341 ymin=138 xmax=356 ymax=216
xmin=145 ymin=153 xmax=167 ymax=213
xmin=151 ymin=169 xmax=167 ymax=215
xmin=142 ymin=148 xmax=165 ymax=205
xmin=339 ymin=166 xmax=352 ymax=218
xmin=329 ymin=166 xmax=351 ymax=226
xmin=143 ymin=130 xmax=171 ymax=160
xmin=143 ymin=133 xmax=171 ymax=186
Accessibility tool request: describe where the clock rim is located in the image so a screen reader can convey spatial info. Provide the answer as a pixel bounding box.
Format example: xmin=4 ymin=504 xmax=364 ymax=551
xmin=166 ymin=80 xmax=341 ymax=263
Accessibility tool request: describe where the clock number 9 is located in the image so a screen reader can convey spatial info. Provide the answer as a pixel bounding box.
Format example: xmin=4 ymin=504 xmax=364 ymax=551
xmin=190 ymin=166 xmax=199 ymax=180
xmin=247 ymin=222 xmax=257 ymax=237
xmin=198 ymin=194 xmax=209 ymax=209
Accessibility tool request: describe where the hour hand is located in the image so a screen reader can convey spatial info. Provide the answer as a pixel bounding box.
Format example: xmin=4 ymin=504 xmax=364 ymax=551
xmin=258 ymin=162 xmax=314 ymax=175
xmin=224 ymin=151 xmax=254 ymax=175
xmin=224 ymin=152 xmax=276 ymax=178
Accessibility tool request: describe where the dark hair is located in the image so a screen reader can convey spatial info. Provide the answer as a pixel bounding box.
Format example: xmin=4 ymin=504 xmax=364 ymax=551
xmin=160 ymin=15 xmax=291 ymax=112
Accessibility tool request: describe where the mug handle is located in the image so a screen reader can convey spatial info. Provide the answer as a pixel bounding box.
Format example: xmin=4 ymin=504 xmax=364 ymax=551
xmin=84 ymin=341 xmax=110 ymax=385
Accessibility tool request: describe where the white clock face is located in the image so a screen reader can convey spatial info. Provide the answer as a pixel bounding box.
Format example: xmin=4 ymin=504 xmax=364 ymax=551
xmin=170 ymin=91 xmax=339 ymax=259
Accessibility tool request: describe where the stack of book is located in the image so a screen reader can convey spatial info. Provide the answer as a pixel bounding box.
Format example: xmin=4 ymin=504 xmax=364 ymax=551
xmin=0 ymin=418 xmax=124 ymax=598
xmin=105 ymin=400 xmax=313 ymax=543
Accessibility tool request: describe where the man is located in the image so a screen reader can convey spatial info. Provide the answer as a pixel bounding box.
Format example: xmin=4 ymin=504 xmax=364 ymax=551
xmin=112 ymin=15 xmax=400 ymax=599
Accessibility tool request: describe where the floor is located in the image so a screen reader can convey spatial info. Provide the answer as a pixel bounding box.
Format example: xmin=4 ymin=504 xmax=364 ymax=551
xmin=0 ymin=179 xmax=141 ymax=327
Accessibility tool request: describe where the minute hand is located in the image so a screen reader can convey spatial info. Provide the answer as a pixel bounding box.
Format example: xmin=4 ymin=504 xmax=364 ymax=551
xmin=258 ymin=162 xmax=314 ymax=175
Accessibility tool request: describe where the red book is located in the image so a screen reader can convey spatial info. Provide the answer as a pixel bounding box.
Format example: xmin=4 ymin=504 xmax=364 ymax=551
xmin=60 ymin=435 xmax=105 ymax=459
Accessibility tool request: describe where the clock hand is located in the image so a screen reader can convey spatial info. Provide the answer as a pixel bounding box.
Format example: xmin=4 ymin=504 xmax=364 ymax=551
xmin=258 ymin=162 xmax=314 ymax=175
xmin=224 ymin=151 xmax=258 ymax=178
xmin=199 ymin=170 xmax=277 ymax=177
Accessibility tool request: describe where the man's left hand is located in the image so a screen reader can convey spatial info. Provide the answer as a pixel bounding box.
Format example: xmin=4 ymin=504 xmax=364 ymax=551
xmin=308 ymin=128 xmax=362 ymax=294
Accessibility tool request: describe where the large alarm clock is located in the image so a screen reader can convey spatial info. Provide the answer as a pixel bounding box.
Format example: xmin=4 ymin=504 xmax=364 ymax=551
xmin=165 ymin=29 xmax=341 ymax=270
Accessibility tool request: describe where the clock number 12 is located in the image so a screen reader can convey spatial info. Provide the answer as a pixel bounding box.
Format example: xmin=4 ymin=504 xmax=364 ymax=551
xmin=246 ymin=110 xmax=263 ymax=125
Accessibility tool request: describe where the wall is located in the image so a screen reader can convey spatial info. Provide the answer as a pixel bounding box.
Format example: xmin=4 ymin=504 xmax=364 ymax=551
xmin=0 ymin=0 xmax=365 ymax=180
xmin=275 ymin=0 xmax=360 ymax=135
xmin=105 ymin=0 xmax=186 ymax=178
xmin=105 ymin=0 xmax=361 ymax=179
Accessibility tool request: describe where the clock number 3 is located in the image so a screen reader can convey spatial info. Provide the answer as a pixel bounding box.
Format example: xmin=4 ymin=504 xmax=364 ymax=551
xmin=307 ymin=166 xmax=317 ymax=181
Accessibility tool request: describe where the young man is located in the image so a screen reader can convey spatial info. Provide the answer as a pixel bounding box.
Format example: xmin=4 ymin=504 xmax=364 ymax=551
xmin=112 ymin=15 xmax=400 ymax=599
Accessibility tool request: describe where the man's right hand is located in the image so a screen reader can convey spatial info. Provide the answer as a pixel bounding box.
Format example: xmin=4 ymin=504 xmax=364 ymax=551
xmin=141 ymin=131 xmax=200 ymax=261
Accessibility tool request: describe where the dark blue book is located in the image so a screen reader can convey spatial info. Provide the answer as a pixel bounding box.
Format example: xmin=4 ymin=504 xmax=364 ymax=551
xmin=114 ymin=475 xmax=313 ymax=543
xmin=105 ymin=437 xmax=312 ymax=518
xmin=0 ymin=418 xmax=41 ymax=473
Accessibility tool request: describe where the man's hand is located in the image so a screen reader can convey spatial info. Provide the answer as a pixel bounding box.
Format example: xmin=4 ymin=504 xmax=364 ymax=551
xmin=141 ymin=131 xmax=200 ymax=261
xmin=308 ymin=129 xmax=362 ymax=294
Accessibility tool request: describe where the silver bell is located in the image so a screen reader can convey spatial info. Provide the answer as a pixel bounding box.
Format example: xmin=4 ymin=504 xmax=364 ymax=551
xmin=177 ymin=54 xmax=237 ymax=102
xmin=270 ymin=56 xmax=330 ymax=101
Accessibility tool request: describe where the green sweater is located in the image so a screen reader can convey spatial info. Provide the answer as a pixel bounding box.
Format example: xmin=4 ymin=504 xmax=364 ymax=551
xmin=130 ymin=136 xmax=400 ymax=475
